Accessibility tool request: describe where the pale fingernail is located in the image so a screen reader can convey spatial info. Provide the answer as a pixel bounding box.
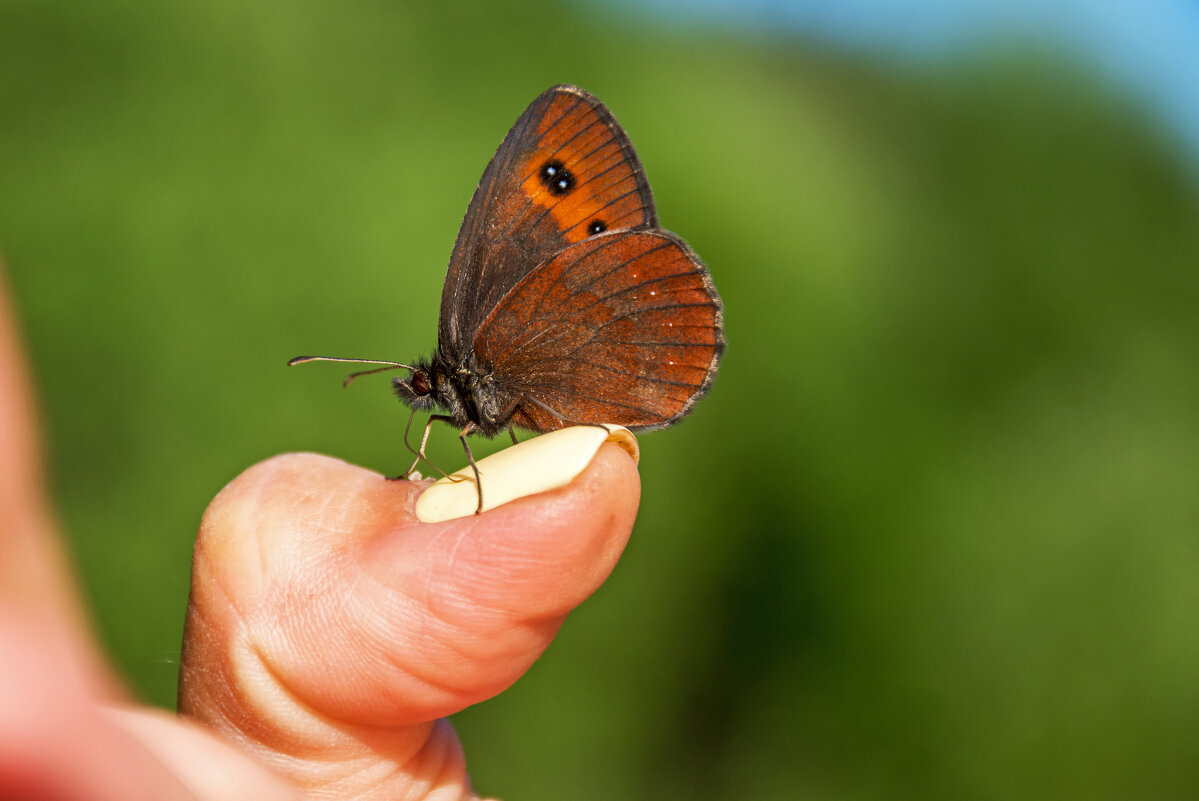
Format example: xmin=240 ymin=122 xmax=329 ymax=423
xmin=414 ymin=425 xmax=639 ymax=523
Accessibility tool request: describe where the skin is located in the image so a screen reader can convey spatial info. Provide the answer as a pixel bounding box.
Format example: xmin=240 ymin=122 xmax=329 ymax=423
xmin=0 ymin=266 xmax=641 ymax=800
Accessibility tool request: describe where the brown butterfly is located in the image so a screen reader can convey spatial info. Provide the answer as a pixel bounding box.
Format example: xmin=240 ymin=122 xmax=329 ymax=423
xmin=291 ymin=84 xmax=724 ymax=512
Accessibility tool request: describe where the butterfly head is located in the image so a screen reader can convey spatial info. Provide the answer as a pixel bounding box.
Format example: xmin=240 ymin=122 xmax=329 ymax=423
xmin=392 ymin=359 xmax=440 ymax=411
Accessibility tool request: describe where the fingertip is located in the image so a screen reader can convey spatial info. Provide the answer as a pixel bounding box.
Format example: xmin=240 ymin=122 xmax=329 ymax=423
xmin=192 ymin=453 xmax=424 ymax=604
xmin=202 ymin=452 xmax=420 ymax=540
xmin=399 ymin=436 xmax=641 ymax=621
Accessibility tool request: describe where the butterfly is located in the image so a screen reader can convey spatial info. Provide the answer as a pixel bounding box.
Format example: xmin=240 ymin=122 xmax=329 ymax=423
xmin=291 ymin=84 xmax=724 ymax=512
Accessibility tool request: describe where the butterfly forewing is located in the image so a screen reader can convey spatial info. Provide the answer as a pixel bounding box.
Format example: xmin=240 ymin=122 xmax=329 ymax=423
xmin=473 ymin=230 xmax=723 ymax=432
xmin=438 ymin=85 xmax=657 ymax=359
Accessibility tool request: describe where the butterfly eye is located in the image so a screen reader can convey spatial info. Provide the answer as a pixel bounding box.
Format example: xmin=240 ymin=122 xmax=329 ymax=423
xmin=410 ymin=371 xmax=431 ymax=396
xmin=587 ymin=219 xmax=607 ymax=235
xmin=539 ymin=159 xmax=575 ymax=196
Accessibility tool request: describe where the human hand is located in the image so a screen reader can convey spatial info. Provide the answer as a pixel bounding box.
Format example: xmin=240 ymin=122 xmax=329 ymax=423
xmin=0 ymin=264 xmax=642 ymax=800
xmin=179 ymin=432 xmax=640 ymax=798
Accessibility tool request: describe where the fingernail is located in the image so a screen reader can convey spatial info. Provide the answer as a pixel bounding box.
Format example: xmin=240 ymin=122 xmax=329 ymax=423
xmin=414 ymin=425 xmax=639 ymax=523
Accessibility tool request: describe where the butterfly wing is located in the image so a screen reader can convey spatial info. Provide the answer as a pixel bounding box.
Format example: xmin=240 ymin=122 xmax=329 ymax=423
xmin=438 ymin=85 xmax=657 ymax=360
xmin=473 ymin=230 xmax=724 ymax=432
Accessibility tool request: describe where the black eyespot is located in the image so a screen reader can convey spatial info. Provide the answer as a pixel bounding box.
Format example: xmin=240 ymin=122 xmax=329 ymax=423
xmin=411 ymin=371 xmax=431 ymax=396
xmin=587 ymin=219 xmax=607 ymax=235
xmin=539 ymin=159 xmax=574 ymax=195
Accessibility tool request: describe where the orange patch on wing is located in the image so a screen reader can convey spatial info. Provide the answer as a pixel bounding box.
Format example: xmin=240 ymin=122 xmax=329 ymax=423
xmin=517 ymin=94 xmax=648 ymax=244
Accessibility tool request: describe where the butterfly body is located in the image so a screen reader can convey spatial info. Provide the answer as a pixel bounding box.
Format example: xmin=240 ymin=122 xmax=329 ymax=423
xmin=394 ymin=351 xmax=512 ymax=438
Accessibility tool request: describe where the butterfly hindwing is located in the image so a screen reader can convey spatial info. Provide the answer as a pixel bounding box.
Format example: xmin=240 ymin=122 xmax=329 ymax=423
xmin=472 ymin=230 xmax=724 ymax=432
xmin=438 ymin=85 xmax=657 ymax=359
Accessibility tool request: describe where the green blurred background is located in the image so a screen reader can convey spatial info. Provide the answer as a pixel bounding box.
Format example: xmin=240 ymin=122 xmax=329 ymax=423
xmin=3 ymin=0 xmax=1199 ymax=798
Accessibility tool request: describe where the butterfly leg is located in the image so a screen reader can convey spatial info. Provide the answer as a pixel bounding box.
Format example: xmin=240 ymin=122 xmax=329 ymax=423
xmin=391 ymin=412 xmax=456 ymax=480
xmin=508 ymin=428 xmax=520 ymax=445
xmin=457 ymin=423 xmax=484 ymax=514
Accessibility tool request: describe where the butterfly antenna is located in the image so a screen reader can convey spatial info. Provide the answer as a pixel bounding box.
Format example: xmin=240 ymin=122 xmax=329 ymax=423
xmin=287 ymin=356 xmax=416 ymax=387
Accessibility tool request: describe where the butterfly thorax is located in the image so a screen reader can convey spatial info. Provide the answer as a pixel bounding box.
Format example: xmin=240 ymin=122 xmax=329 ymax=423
xmin=392 ymin=351 xmax=511 ymax=437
